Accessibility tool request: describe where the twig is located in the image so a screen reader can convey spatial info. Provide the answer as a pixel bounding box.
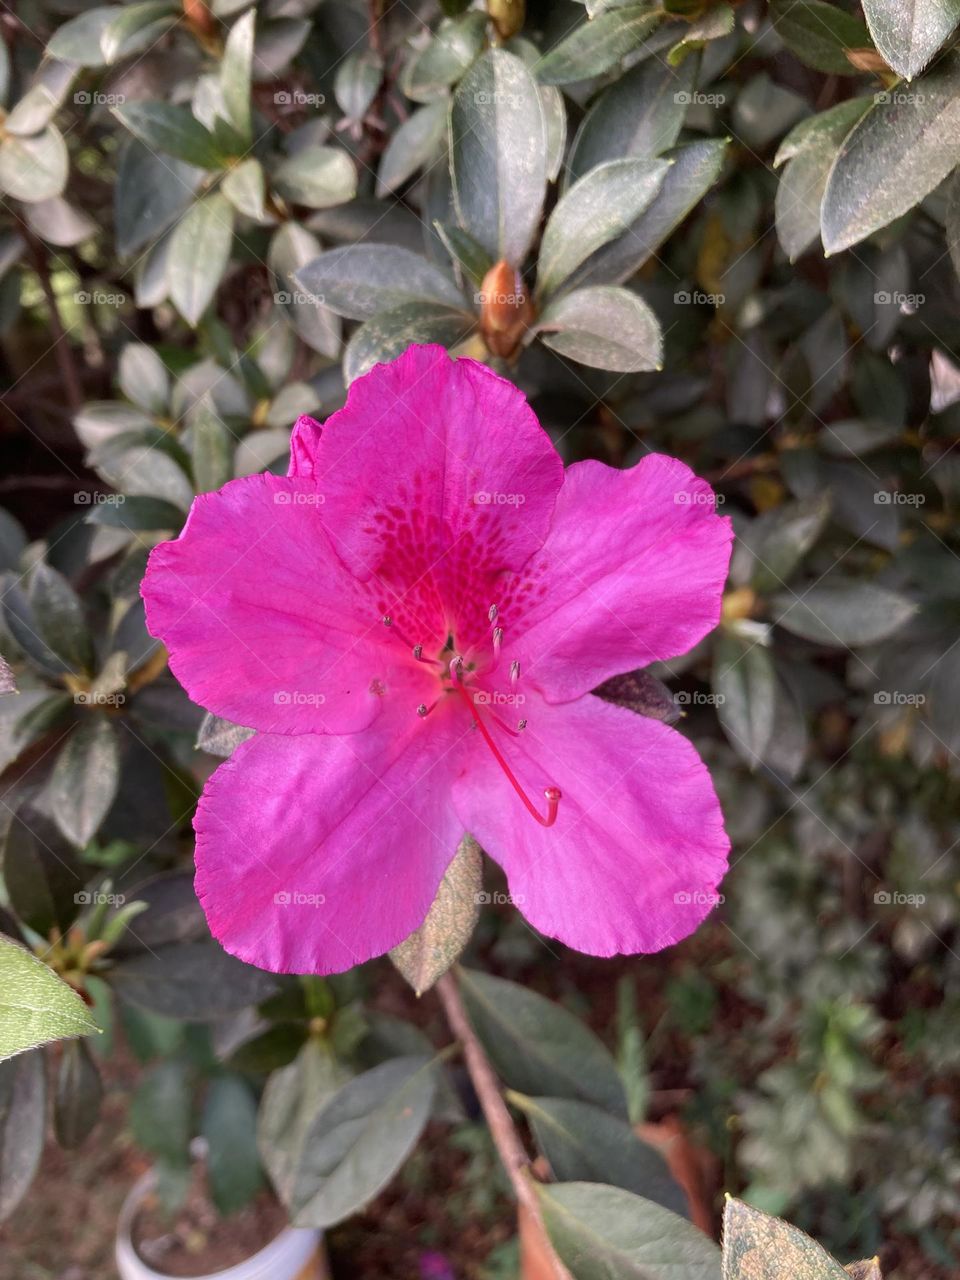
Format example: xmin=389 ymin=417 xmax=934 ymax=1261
xmin=436 ymin=970 xmax=571 ymax=1278
xmin=436 ymin=970 xmax=536 ymax=1209
xmin=16 ymin=219 xmax=84 ymax=412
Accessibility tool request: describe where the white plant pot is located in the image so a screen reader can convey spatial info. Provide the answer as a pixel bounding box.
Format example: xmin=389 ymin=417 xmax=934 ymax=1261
xmin=115 ymin=1171 xmax=326 ymax=1280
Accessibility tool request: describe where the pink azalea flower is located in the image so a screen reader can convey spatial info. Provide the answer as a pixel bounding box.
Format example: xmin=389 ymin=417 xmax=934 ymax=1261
xmin=142 ymin=345 xmax=733 ymax=975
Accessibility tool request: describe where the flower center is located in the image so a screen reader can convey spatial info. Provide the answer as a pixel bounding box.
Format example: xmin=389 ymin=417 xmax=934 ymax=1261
xmin=380 ymin=609 xmax=561 ymax=828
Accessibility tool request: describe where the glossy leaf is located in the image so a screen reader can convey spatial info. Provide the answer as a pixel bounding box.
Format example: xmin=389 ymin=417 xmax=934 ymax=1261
xmin=291 ymin=1055 xmax=437 ymax=1228
xmin=537 ymin=285 xmax=662 ymax=371
xmin=459 ymin=968 xmax=628 ymax=1118
xmin=450 ymin=50 xmax=547 ymax=268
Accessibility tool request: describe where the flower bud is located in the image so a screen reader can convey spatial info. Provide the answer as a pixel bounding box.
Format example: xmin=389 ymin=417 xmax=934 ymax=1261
xmin=478 ymin=260 xmax=535 ymax=361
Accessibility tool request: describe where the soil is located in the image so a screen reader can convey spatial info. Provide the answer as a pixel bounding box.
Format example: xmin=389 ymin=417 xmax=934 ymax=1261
xmin=131 ymin=1168 xmax=288 ymax=1278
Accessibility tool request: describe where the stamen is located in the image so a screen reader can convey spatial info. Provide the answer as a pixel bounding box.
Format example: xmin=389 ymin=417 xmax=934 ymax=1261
xmin=510 ymin=660 xmax=520 ymax=689
xmin=488 ymin=604 xmax=499 ymax=623
xmin=413 ymin=644 xmax=423 ymax=661
xmin=517 ymin=718 xmax=527 ymax=731
xmin=450 ymin=655 xmax=464 ymax=682
xmin=492 ymin=626 xmax=503 ymax=659
xmin=417 ymin=702 xmax=430 ymax=717
xmin=452 ymin=680 xmax=560 ymax=828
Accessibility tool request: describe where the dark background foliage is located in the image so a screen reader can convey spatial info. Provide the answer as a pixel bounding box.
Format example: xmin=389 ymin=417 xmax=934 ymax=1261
xmin=0 ymin=0 xmax=959 ymax=1277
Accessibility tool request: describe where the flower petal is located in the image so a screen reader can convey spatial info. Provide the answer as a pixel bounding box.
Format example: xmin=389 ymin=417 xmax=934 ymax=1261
xmin=143 ymin=472 xmax=430 ymax=734
xmin=194 ymin=698 xmax=469 ymax=974
xmin=287 ymin=345 xmax=564 ymax=653
xmin=288 ymin=413 xmax=323 ymax=479
xmin=501 ymin=455 xmax=733 ymax=702
xmin=452 ymin=694 xmax=729 ymax=956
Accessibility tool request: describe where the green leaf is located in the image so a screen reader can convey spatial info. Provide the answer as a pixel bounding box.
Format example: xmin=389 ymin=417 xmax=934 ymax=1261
xmin=774 ymin=580 xmax=917 ymax=646
xmin=0 ymin=936 xmax=98 ymax=1062
xmin=567 ymin=56 xmax=694 ymax=185
xmin=537 ymin=285 xmax=662 ymax=372
xmin=458 ymin=968 xmax=628 ymax=1118
xmin=220 ymin=9 xmax=255 ymax=142
xmin=130 ymin=1059 xmax=192 ymax=1167
xmin=771 ymin=0 xmax=872 ymax=75
xmin=28 ymin=561 xmax=93 ymax=673
xmin=115 ymin=140 xmax=202 ymax=258
xmin=168 ymin=192 xmax=235 ymax=326
xmin=112 ymin=102 xmax=230 ymax=170
xmin=732 ymin=497 xmax=831 ymax=592
xmin=0 ymin=1052 xmax=45 ymax=1223
xmin=119 ymin=343 xmax=169 ymax=415
xmin=377 ymin=101 xmax=448 ymax=197
xmin=732 ymin=73 xmax=808 ymax=150
xmin=5 ymin=62 xmax=77 ymax=136
xmin=54 ymin=1039 xmax=103 ymax=1148
xmin=2 ymin=807 xmax=82 ymax=935
xmin=100 ymin=1 xmax=178 ymax=64
xmin=0 ymin=127 xmax=68 ymax=203
xmin=48 ymin=716 xmax=121 ymax=847
xmin=46 ymin=7 xmax=116 ymax=66
xmin=534 ymin=5 xmax=662 ymax=85
xmin=291 ymin=1056 xmax=437 ymax=1228
xmin=111 ymin=941 xmax=278 ymax=1019
xmin=450 ymin=49 xmax=547 ymax=268
xmin=713 ymin=631 xmax=776 ymax=768
xmin=296 ymin=243 xmax=463 ymax=320
xmin=269 ymin=222 xmax=341 ymax=358
xmin=196 ymin=710 xmax=255 ymax=758
xmin=511 ymin=1094 xmax=688 ymax=1216
xmin=272 ymin=146 xmax=358 ymax=210
xmin=722 ymin=1197 xmax=850 ymax=1279
xmin=401 ymin=12 xmax=487 ymax=102
xmin=202 ymin=1075 xmax=263 ymax=1214
xmin=821 ymin=56 xmax=960 ymax=254
xmin=258 ymin=1038 xmax=351 ymax=1207
xmin=222 ymin=157 xmax=268 ymax=221
xmin=668 ymin=4 xmax=735 ymax=64
xmin=774 ymin=102 xmax=872 ymax=262
xmin=539 ymin=1181 xmax=721 ymax=1280
xmin=191 ymin=398 xmax=233 ymax=492
xmin=344 ymin=302 xmax=473 ymax=384
xmin=570 ymin=139 xmax=728 ymax=289
xmin=85 ymin=494 xmax=185 ymax=531
xmin=23 ymin=197 xmax=95 ymax=248
xmin=862 ymin=0 xmax=960 ymax=80
xmin=390 ymin=835 xmax=481 ymax=996
xmin=538 ymin=158 xmax=669 ymax=298
xmin=335 ymin=50 xmax=383 ymax=121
